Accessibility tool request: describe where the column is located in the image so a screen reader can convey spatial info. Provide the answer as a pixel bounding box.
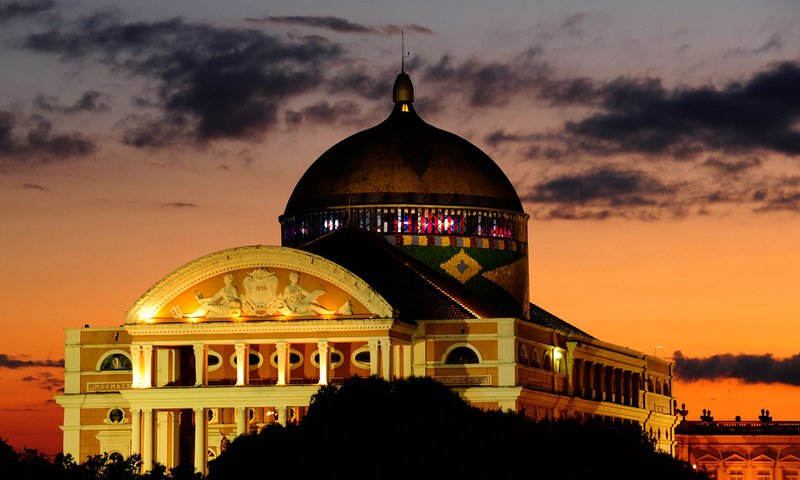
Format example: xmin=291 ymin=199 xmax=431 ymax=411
xmin=142 ymin=345 xmax=153 ymax=388
xmin=156 ymin=411 xmax=172 ymax=467
xmin=380 ymin=338 xmax=392 ymax=379
xmin=130 ymin=408 xmax=141 ymax=456
xmin=235 ymin=342 xmax=247 ymax=386
xmin=572 ymin=360 xmax=582 ymax=397
xmin=130 ymin=345 xmax=142 ymax=388
xmin=193 ymin=408 xmax=206 ymax=475
xmin=235 ymin=407 xmax=247 ymax=437
xmin=277 ymin=406 xmax=288 ymax=426
xmin=142 ymin=409 xmax=153 ymax=472
xmin=193 ymin=343 xmax=207 ymax=386
xmin=597 ymin=365 xmax=606 ymax=402
xmin=402 ymin=345 xmax=412 ymax=380
xmin=368 ymin=339 xmax=379 ymax=376
xmin=317 ymin=341 xmax=330 ymax=385
xmin=565 ymin=341 xmax=577 ymax=397
xmin=276 ymin=342 xmax=288 ymax=385
xmin=585 ymin=361 xmax=594 ymax=399
xmin=392 ymin=344 xmax=402 ymax=379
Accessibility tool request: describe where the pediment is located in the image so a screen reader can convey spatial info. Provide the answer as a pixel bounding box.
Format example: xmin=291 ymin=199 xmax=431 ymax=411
xmin=751 ymin=446 xmax=778 ymax=461
xmin=722 ymin=451 xmax=748 ymax=462
xmin=779 ymin=448 xmax=800 ymax=462
xmin=695 ymin=451 xmax=721 ymax=462
xmin=125 ymin=245 xmax=393 ymax=324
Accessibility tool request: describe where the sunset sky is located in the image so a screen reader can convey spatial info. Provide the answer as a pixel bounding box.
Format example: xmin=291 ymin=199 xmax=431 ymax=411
xmin=1 ymin=0 xmax=799 ymax=454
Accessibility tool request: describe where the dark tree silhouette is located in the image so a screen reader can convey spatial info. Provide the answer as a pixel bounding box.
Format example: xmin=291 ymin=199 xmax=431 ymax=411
xmin=207 ymin=376 xmax=707 ymax=480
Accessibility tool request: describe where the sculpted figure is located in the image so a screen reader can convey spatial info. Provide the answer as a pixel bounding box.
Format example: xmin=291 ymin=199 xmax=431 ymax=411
xmin=187 ymin=274 xmax=242 ymax=318
xmin=282 ymin=272 xmax=336 ymax=315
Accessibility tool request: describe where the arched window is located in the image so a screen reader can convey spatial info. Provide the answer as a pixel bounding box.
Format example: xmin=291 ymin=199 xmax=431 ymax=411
xmin=542 ymin=353 xmax=552 ymax=371
xmin=655 ymin=379 xmax=662 ymax=395
xmin=647 ymin=377 xmax=654 ymax=392
xmin=98 ymin=351 xmax=132 ymax=371
xmin=663 ymin=382 xmax=670 ymax=397
xmin=518 ymin=345 xmax=528 ymax=365
xmin=529 ymin=348 xmax=541 ymax=368
xmin=444 ymin=345 xmax=480 ymax=364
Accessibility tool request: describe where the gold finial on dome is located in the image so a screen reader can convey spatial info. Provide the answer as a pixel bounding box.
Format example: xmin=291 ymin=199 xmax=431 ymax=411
xmin=393 ymin=30 xmax=414 ymax=105
xmin=393 ymin=72 xmax=414 ymax=104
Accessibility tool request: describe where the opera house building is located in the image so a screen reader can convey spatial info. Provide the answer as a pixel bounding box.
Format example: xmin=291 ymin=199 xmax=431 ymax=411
xmin=55 ymin=72 xmax=678 ymax=474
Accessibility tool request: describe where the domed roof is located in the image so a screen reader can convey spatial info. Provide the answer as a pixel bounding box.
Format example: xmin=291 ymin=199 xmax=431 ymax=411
xmin=283 ymin=74 xmax=523 ymax=216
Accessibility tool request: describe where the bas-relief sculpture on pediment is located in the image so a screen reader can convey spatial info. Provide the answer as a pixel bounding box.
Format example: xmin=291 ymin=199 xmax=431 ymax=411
xmin=169 ymin=269 xmax=352 ymax=319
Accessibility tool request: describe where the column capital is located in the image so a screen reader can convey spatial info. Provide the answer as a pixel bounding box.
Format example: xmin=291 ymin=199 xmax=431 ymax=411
xmin=317 ymin=341 xmax=329 ymax=350
xmin=193 ymin=343 xmax=206 ymax=352
xmin=141 ymin=344 xmax=153 ymax=354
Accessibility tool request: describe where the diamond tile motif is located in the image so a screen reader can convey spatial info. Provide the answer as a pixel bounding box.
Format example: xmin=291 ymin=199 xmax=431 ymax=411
xmin=440 ymin=249 xmax=482 ymax=283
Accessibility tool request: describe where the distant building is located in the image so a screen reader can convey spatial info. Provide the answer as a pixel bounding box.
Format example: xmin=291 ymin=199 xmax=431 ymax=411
xmin=676 ymin=412 xmax=800 ymax=480
xmin=55 ymin=72 xmax=677 ymax=474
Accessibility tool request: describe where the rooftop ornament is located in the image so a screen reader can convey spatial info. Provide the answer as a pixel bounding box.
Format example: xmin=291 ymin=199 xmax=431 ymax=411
xmin=700 ymin=409 xmax=714 ymax=422
xmin=674 ymin=401 xmax=689 ymax=420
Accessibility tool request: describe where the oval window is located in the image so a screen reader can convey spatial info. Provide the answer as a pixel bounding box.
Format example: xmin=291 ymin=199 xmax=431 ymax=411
xmin=352 ymin=347 xmax=371 ymax=369
xmin=270 ymin=350 xmax=304 ymax=370
xmin=311 ymin=350 xmax=344 ymax=368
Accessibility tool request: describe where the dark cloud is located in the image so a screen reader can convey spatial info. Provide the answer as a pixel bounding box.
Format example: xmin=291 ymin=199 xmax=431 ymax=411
xmin=0 ymin=353 xmax=63 ymax=369
xmin=753 ymin=32 xmax=783 ymax=54
xmin=249 ymin=16 xmax=433 ymax=35
xmin=421 ymin=48 xmax=549 ymax=107
xmin=521 ymin=167 xmax=682 ymax=220
xmin=24 ymin=9 xmax=344 ymax=146
xmin=22 ymin=183 xmax=46 ymax=190
xmin=284 ymin=100 xmax=364 ymax=129
xmin=34 ymin=90 xmax=111 ymax=115
xmin=565 ymin=62 xmax=800 ymax=158
xmin=702 ymin=156 xmax=762 ymax=176
xmin=21 ymin=371 xmax=64 ymax=391
xmin=0 ymin=110 xmax=95 ymax=161
xmin=674 ymin=350 xmax=800 ymax=386
xmin=752 ymin=177 xmax=800 ymax=213
xmin=160 ymin=202 xmax=198 ymax=208
xmin=0 ymin=0 xmax=53 ymax=22
xmin=485 ymin=129 xmax=545 ymax=148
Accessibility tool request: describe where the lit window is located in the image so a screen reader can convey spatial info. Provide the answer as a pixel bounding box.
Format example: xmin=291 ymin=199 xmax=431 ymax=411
xmin=756 ymin=470 xmax=772 ymax=480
